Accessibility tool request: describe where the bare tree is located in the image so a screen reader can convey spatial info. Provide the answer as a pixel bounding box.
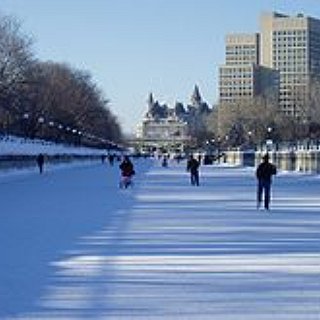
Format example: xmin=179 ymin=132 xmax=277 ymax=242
xmin=23 ymin=61 xmax=122 ymax=144
xmin=0 ymin=14 xmax=34 ymax=134
xmin=304 ymin=77 xmax=320 ymax=139
xmin=206 ymin=95 xmax=284 ymax=148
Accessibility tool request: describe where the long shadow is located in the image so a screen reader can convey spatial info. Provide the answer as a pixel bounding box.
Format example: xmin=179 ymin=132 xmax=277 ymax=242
xmin=4 ymin=162 xmax=320 ymax=318
xmin=0 ymin=159 xmax=151 ymax=318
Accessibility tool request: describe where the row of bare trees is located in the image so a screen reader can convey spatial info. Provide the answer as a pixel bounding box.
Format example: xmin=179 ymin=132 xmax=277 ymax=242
xmin=205 ymin=81 xmax=320 ymax=149
xmin=0 ymin=14 xmax=122 ymax=147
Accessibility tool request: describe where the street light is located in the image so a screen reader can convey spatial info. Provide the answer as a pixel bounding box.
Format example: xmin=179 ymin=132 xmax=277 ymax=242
xmin=247 ymin=130 xmax=253 ymax=149
xmin=38 ymin=117 xmax=44 ymax=124
xmin=55 ymin=124 xmax=64 ymax=143
xmin=266 ymin=127 xmax=273 ymax=151
xmin=22 ymin=113 xmax=30 ymax=137
xmin=37 ymin=117 xmax=45 ymax=138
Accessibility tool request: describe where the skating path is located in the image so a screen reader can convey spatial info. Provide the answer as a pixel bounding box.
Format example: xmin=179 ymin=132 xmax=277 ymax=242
xmin=2 ymin=159 xmax=320 ymax=319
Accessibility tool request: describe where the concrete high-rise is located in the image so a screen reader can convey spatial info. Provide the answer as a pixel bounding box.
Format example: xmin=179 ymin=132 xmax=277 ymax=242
xmin=219 ymin=33 xmax=278 ymax=104
xmin=219 ymin=12 xmax=320 ymax=117
xmin=260 ymin=12 xmax=320 ymax=117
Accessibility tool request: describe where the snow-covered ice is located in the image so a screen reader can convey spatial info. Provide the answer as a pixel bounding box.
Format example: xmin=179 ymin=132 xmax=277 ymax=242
xmin=1 ymin=158 xmax=320 ymax=319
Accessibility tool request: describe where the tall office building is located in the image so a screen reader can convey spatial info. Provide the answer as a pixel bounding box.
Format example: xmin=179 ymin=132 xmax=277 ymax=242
xmin=219 ymin=12 xmax=320 ymax=117
xmin=219 ymin=33 xmax=278 ymax=104
xmin=260 ymin=12 xmax=320 ymax=117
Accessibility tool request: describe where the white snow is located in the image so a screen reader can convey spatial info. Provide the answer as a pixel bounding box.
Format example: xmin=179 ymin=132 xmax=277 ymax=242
xmin=0 ymin=135 xmax=110 ymax=155
xmin=1 ymin=158 xmax=320 ymax=319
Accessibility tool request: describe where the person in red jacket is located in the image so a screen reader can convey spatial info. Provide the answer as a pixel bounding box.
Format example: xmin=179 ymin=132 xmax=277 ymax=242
xmin=256 ymin=153 xmax=277 ymax=210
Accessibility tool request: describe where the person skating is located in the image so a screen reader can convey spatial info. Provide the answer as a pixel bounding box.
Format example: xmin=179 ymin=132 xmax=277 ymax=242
xmin=119 ymin=155 xmax=135 ymax=188
xmin=187 ymin=154 xmax=200 ymax=186
xmin=256 ymin=153 xmax=277 ymax=210
xmin=162 ymin=155 xmax=168 ymax=167
xmin=108 ymin=154 xmax=115 ymax=166
xmin=36 ymin=153 xmax=45 ymax=174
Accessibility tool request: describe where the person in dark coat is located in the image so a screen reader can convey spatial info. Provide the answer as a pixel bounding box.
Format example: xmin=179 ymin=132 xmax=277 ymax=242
xmin=36 ymin=153 xmax=45 ymax=174
xmin=119 ymin=155 xmax=135 ymax=188
xmin=187 ymin=154 xmax=200 ymax=186
xmin=256 ymin=153 xmax=277 ymax=210
xmin=162 ymin=155 xmax=168 ymax=167
xmin=108 ymin=154 xmax=115 ymax=166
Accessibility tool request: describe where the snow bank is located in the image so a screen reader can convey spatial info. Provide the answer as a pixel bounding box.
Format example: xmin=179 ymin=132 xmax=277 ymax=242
xmin=0 ymin=135 xmax=115 ymax=156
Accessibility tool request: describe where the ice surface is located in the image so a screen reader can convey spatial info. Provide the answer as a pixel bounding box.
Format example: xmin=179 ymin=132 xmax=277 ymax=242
xmin=1 ymin=158 xmax=320 ymax=319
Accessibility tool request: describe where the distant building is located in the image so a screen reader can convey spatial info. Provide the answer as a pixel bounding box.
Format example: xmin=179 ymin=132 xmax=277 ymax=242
xmin=136 ymin=86 xmax=211 ymax=152
xmin=219 ymin=11 xmax=320 ymax=117
xmin=260 ymin=12 xmax=320 ymax=116
xmin=219 ymin=33 xmax=279 ymax=104
xmin=136 ymin=93 xmax=190 ymax=153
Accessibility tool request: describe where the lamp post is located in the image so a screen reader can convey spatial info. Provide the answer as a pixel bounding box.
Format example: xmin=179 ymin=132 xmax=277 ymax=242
xmin=205 ymin=139 xmax=210 ymax=153
xmin=72 ymin=129 xmax=78 ymax=145
xmin=56 ymin=124 xmax=64 ymax=143
xmin=248 ymin=130 xmax=252 ymax=149
xmin=266 ymin=127 xmax=273 ymax=151
xmin=38 ymin=117 xmax=45 ymax=139
xmin=224 ymin=135 xmax=229 ymax=150
xmin=78 ymin=131 xmax=82 ymax=145
xmin=22 ymin=113 xmax=29 ymax=137
xmin=38 ymin=117 xmax=44 ymax=124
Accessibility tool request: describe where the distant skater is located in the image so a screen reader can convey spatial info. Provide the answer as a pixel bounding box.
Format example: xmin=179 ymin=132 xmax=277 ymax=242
xmin=187 ymin=154 xmax=200 ymax=186
xmin=119 ymin=155 xmax=135 ymax=188
xmin=198 ymin=154 xmax=202 ymax=165
xmin=36 ymin=153 xmax=45 ymax=174
xmin=256 ymin=153 xmax=277 ymax=210
xmin=108 ymin=154 xmax=115 ymax=166
xmin=162 ymin=155 xmax=168 ymax=167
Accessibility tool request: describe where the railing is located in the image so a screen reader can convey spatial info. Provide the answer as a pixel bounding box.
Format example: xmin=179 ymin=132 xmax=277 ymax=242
xmin=223 ymin=146 xmax=320 ymax=173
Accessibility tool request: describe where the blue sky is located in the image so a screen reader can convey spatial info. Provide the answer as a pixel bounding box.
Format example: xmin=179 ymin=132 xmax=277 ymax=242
xmin=1 ymin=0 xmax=320 ymax=134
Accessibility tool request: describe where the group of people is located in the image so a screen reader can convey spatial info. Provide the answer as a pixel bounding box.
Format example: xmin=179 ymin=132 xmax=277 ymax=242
xmin=155 ymin=152 xmax=277 ymax=211
xmin=185 ymin=152 xmax=277 ymax=210
xmin=36 ymin=150 xmax=276 ymax=210
xmin=36 ymin=152 xmax=136 ymax=190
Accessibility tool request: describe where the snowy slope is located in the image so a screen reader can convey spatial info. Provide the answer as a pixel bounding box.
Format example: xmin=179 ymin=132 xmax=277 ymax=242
xmin=0 ymin=136 xmax=111 ymax=156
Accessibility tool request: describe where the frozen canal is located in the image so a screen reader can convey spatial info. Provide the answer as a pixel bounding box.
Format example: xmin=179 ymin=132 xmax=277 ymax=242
xmin=1 ymin=159 xmax=320 ymax=319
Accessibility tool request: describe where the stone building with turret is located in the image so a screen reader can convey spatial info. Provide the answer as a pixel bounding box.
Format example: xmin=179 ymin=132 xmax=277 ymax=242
xmin=136 ymin=93 xmax=189 ymax=153
xmin=136 ymin=86 xmax=211 ymax=153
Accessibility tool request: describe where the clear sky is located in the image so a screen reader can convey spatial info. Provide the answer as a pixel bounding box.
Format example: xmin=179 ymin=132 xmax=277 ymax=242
xmin=1 ymin=0 xmax=320 ymax=134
